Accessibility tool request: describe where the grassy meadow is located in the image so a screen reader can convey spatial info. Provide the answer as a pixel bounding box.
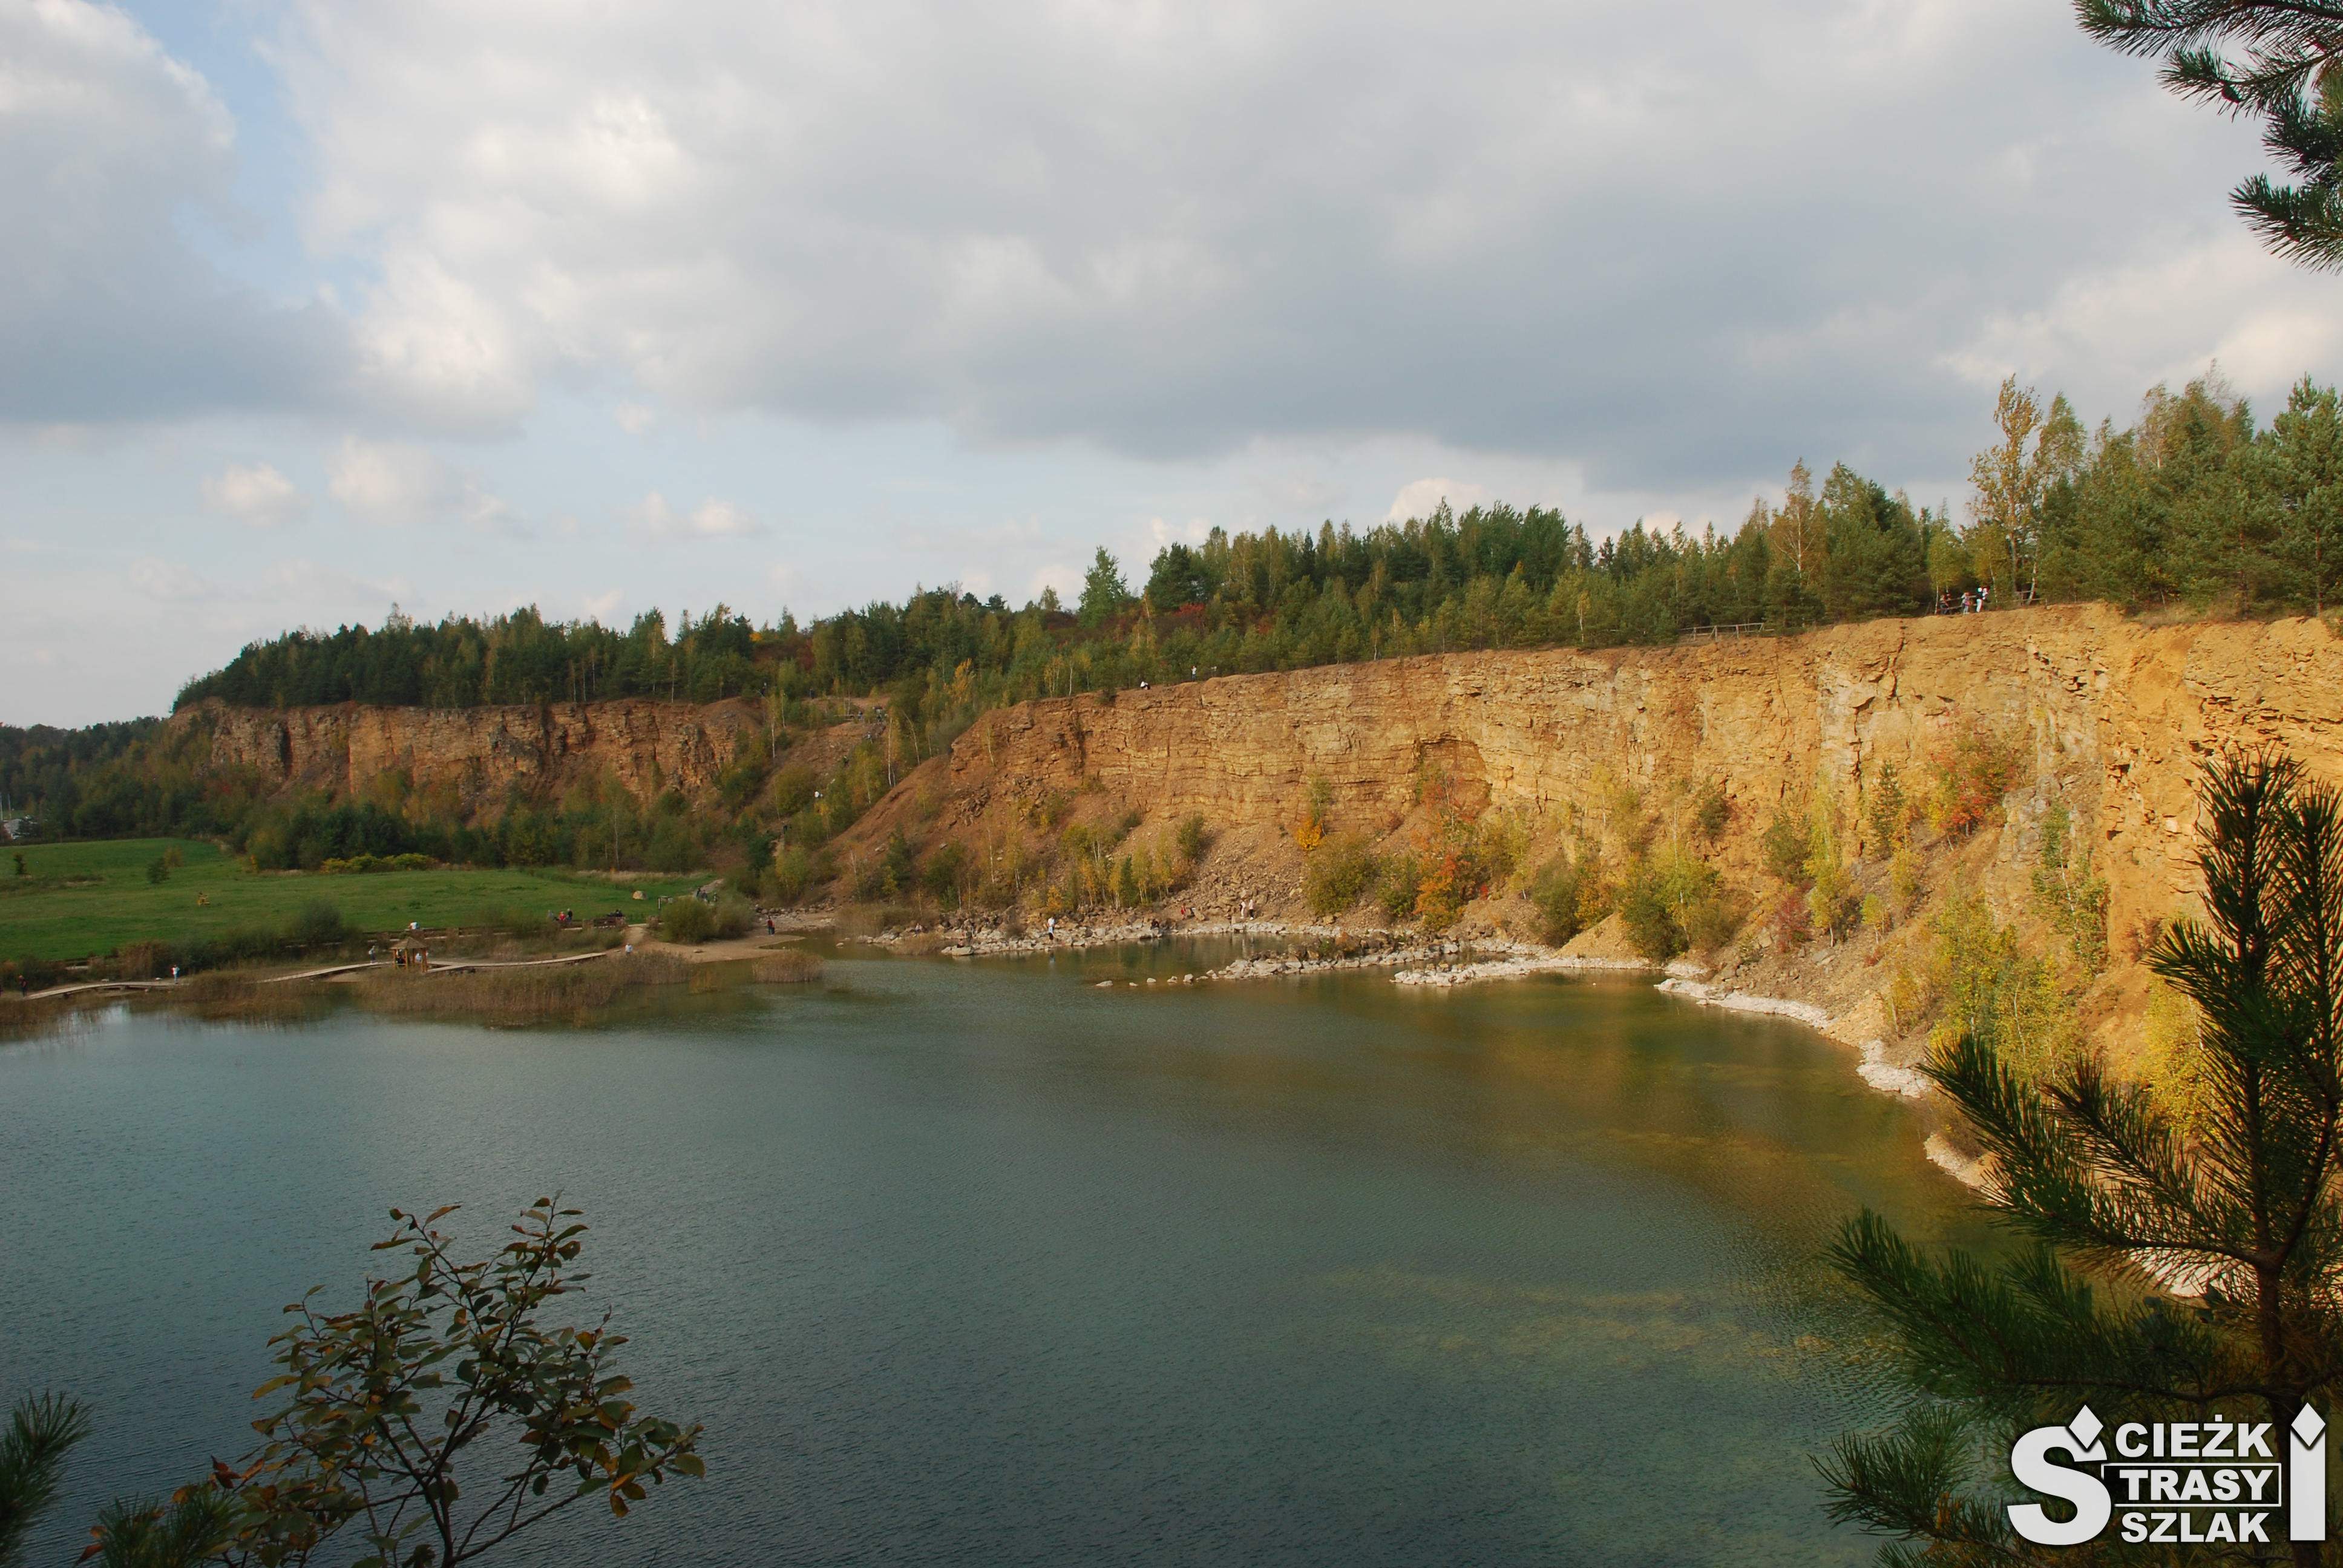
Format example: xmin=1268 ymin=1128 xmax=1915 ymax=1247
xmin=0 ymin=838 xmax=709 ymax=964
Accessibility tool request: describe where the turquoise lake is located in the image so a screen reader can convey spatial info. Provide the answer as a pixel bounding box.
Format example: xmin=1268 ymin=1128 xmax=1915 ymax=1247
xmin=0 ymin=942 xmax=1994 ymax=1565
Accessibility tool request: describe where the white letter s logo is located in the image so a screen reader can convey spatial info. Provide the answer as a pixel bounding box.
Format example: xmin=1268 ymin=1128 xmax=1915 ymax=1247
xmin=2009 ymin=1410 xmax=2112 ymax=1546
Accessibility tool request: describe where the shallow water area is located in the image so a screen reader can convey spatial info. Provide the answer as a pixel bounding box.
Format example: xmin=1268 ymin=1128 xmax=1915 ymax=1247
xmin=1 ymin=941 xmax=1991 ymax=1566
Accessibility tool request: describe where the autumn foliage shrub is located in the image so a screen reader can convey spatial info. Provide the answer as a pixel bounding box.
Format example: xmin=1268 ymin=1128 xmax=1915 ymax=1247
xmin=1924 ymin=722 xmax=2022 ymax=840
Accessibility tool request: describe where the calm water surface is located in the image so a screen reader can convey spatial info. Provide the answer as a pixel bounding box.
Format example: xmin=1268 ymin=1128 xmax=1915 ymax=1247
xmin=0 ymin=944 xmax=1993 ymax=1566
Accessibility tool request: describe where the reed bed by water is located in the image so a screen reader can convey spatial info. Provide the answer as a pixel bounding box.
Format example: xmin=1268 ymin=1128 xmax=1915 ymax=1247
xmin=353 ymin=952 xmax=689 ymax=1026
xmin=152 ymin=971 xmax=329 ymax=1025
xmin=0 ymin=991 xmax=105 ymax=1043
xmin=743 ymin=949 xmax=825 ymax=985
xmin=683 ymin=950 xmax=827 ymax=991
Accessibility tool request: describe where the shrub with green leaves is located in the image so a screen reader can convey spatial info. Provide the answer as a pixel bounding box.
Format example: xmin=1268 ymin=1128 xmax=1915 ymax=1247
xmin=1863 ymin=763 xmax=1909 ymax=858
xmin=1527 ymin=847 xmax=1610 ymax=946
xmin=1617 ymin=871 xmax=1682 ymax=959
xmin=1303 ymin=832 xmax=1383 ymax=917
xmin=1693 ymin=780 xmax=1730 ymax=841
xmin=656 ymin=897 xmax=716 ymax=944
xmin=1377 ymin=851 xmax=1423 ymax=923
xmin=1924 ymin=894 xmax=2075 ymax=1077
xmin=853 ymin=829 xmax=919 ymax=900
xmin=287 ymin=899 xmax=348 ymax=948
xmin=86 ymin=1200 xmax=703 ymax=1568
xmin=656 ymin=894 xmax=749 ymax=944
xmin=2030 ymin=801 xmax=2109 ymax=974
xmin=920 ymin=840 xmax=972 ymax=909
xmin=1761 ymin=806 xmax=1812 ymax=884
xmin=1613 ymin=847 xmax=1732 ymax=960
xmin=769 ymin=846 xmax=816 ymax=904
xmin=1682 ymin=890 xmax=1747 ymax=953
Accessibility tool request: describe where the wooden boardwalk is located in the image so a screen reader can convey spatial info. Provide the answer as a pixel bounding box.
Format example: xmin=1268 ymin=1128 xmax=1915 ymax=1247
xmin=7 ymin=947 xmax=615 ymax=1004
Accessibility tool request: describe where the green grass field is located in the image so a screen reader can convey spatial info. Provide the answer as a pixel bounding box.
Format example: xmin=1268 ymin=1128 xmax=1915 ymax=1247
xmin=0 ymin=838 xmax=711 ymax=962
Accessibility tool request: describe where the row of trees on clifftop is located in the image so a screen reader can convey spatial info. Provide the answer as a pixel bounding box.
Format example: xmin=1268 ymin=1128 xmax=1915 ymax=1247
xmin=8 ymin=370 xmax=2333 ymax=848
xmin=173 ymin=371 xmax=2343 ymax=730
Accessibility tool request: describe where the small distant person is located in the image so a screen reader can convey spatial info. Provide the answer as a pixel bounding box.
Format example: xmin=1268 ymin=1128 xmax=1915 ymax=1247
xmin=170 ymin=965 xmax=179 ymax=981
xmin=1046 ymin=915 xmax=1057 ymax=939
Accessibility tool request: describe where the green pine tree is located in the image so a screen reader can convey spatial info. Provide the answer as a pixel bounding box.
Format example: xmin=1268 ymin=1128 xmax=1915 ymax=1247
xmin=0 ymin=1394 xmax=89 ymax=1568
xmin=2076 ymin=1 xmax=2343 ymax=269
xmin=1820 ymin=750 xmax=2343 ymax=1566
xmin=1078 ymin=549 xmax=1132 ymax=629
xmin=2264 ymin=377 xmax=2343 ymax=616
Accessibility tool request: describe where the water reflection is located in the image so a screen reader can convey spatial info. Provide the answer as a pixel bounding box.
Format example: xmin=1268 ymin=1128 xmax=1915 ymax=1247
xmin=2 ymin=944 xmax=1990 ymax=1567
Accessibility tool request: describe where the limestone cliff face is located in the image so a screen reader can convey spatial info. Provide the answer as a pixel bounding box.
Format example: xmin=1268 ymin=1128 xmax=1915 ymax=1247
xmin=183 ymin=606 xmax=2343 ymax=960
xmin=186 ymin=697 xmax=764 ymax=813
xmin=891 ymin=604 xmax=2343 ymax=956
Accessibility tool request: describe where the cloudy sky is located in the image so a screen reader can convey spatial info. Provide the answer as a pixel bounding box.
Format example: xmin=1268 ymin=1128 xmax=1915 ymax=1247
xmin=5 ymin=0 xmax=2338 ymax=724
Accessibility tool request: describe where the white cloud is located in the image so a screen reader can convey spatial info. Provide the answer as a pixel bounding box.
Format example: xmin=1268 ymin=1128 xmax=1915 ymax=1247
xmin=1387 ymin=477 xmax=1493 ymax=522
xmin=328 ymin=437 xmax=444 ymax=524
xmin=0 ymin=1 xmax=348 ymax=423
xmin=1145 ymin=516 xmax=1213 ymax=550
xmin=326 ymin=436 xmax=516 ymax=531
xmin=1944 ymin=231 xmax=2343 ymax=414
xmin=626 ymin=491 xmax=761 ymax=539
xmin=200 ymin=462 xmax=309 ymax=528
xmin=614 ymin=402 xmax=657 ymax=434
xmin=351 ymin=249 xmax=533 ymax=429
xmin=1249 ymin=469 xmax=1348 ymax=517
xmin=129 ymin=555 xmax=218 ymax=604
xmin=582 ymin=589 xmax=624 ymax=620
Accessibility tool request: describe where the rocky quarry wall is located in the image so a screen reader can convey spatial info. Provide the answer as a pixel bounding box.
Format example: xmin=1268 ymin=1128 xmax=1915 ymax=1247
xmin=915 ymin=604 xmax=2341 ymax=947
xmin=188 ymin=697 xmax=766 ymax=812
xmin=188 ymin=604 xmax=2343 ymax=1067
xmin=843 ymin=603 xmax=2343 ymax=1069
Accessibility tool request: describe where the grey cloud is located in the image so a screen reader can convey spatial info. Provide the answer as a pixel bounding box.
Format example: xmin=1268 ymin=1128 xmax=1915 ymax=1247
xmin=21 ymin=0 xmax=2341 ymax=491
xmin=275 ymin=0 xmax=2302 ymax=489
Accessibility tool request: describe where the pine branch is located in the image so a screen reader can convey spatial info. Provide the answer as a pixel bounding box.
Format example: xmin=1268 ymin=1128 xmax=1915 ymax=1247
xmin=0 ymin=1393 xmax=90 ymax=1568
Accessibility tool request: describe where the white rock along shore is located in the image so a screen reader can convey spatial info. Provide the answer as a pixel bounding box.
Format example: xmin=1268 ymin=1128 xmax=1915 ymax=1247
xmin=861 ymin=915 xmax=1973 ymax=1176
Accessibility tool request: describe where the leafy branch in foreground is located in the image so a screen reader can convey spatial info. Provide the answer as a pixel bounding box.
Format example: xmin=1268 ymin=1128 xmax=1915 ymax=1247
xmin=93 ymin=1198 xmax=704 ymax=1568
xmin=1818 ymin=750 xmax=2343 ymax=1565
